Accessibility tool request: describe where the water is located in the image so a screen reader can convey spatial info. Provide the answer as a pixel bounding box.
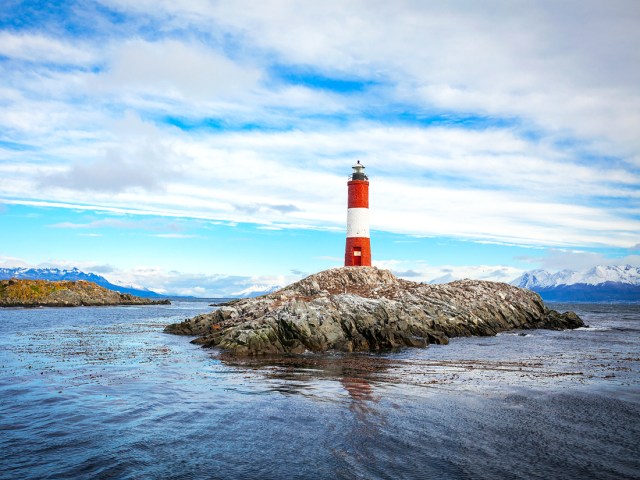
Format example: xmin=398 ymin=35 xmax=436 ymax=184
xmin=1 ymin=301 xmax=638 ymax=479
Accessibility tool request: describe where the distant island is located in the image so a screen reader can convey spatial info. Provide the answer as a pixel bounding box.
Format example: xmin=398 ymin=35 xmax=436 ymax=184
xmin=0 ymin=267 xmax=165 ymax=298
xmin=0 ymin=279 xmax=171 ymax=307
xmin=165 ymin=267 xmax=583 ymax=356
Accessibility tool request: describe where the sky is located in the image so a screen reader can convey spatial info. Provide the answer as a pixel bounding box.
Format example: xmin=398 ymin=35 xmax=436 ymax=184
xmin=1 ymin=0 xmax=639 ymax=296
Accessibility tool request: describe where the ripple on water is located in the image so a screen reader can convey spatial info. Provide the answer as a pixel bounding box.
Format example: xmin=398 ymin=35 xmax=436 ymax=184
xmin=0 ymin=301 xmax=639 ymax=479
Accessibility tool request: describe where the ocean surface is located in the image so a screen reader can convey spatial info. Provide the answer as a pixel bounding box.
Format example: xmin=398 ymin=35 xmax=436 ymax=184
xmin=1 ymin=301 xmax=638 ymax=479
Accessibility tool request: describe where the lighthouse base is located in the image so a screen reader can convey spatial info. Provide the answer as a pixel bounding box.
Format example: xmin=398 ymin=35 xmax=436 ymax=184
xmin=344 ymin=237 xmax=371 ymax=267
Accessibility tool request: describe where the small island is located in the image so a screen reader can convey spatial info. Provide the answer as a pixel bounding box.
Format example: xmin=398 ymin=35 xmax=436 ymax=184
xmin=0 ymin=278 xmax=170 ymax=307
xmin=165 ymin=267 xmax=584 ymax=356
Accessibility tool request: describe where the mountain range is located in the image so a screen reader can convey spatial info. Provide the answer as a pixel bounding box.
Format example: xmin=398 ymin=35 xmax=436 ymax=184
xmin=2 ymin=265 xmax=638 ymax=302
xmin=232 ymin=284 xmax=282 ymax=297
xmin=510 ymin=265 xmax=640 ymax=302
xmin=0 ymin=267 xmax=165 ymax=298
xmin=0 ymin=267 xmax=279 ymax=299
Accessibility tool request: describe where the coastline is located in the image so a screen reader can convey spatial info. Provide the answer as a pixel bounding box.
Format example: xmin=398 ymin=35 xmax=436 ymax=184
xmin=0 ymin=278 xmax=170 ymax=308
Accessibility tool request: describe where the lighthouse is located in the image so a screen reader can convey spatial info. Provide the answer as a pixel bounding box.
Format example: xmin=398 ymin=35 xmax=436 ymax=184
xmin=345 ymin=161 xmax=371 ymax=266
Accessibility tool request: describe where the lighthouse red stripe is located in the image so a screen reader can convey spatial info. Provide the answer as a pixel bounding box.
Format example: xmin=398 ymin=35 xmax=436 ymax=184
xmin=348 ymin=180 xmax=369 ymax=208
xmin=344 ymin=237 xmax=371 ymax=267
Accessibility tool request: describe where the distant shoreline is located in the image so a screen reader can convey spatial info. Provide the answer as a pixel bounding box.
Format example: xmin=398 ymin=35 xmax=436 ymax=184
xmin=0 ymin=278 xmax=170 ymax=308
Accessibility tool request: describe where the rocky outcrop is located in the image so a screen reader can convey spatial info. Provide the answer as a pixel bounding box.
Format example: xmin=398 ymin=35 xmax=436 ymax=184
xmin=165 ymin=267 xmax=583 ymax=356
xmin=0 ymin=278 xmax=171 ymax=307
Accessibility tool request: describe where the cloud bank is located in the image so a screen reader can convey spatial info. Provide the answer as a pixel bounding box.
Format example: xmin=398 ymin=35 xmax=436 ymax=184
xmin=0 ymin=0 xmax=638 ymax=253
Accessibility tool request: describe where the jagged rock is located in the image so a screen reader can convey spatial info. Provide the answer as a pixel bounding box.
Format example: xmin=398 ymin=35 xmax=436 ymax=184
xmin=0 ymin=278 xmax=171 ymax=307
xmin=165 ymin=267 xmax=584 ymax=356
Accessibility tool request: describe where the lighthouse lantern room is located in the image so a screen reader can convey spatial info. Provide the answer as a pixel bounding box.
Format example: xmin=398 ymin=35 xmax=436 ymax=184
xmin=344 ymin=161 xmax=371 ymax=267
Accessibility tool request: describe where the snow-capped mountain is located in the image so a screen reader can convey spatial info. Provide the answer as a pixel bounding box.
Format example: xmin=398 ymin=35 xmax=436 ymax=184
xmin=512 ymin=265 xmax=640 ymax=288
xmin=0 ymin=267 xmax=164 ymax=298
xmin=2 ymin=267 xmax=107 ymax=284
xmin=511 ymin=265 xmax=640 ymax=302
xmin=232 ymin=284 xmax=282 ymax=298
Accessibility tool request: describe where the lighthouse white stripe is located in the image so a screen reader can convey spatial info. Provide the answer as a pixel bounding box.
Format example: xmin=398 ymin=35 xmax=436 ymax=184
xmin=346 ymin=208 xmax=370 ymax=238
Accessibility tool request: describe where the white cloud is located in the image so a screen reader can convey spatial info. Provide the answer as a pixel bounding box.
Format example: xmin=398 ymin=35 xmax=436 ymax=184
xmin=35 ymin=112 xmax=187 ymax=192
xmin=101 ymin=1 xmax=640 ymax=153
xmin=48 ymin=217 xmax=188 ymax=232
xmin=2 ymin=122 xmax=639 ymax=248
xmin=0 ymin=255 xmax=30 ymax=268
xmin=0 ymin=31 xmax=96 ymax=65
xmin=373 ymin=258 xmax=525 ymax=284
xmin=1 ymin=1 xmax=638 ymax=255
xmin=42 ymin=147 xmax=177 ymax=192
xmin=517 ymin=248 xmax=640 ymax=272
xmin=92 ymin=38 xmax=262 ymax=101
xmin=151 ymin=233 xmax=200 ymax=238
xmin=100 ymin=267 xmax=301 ymax=297
xmin=0 ymin=256 xmax=301 ymax=297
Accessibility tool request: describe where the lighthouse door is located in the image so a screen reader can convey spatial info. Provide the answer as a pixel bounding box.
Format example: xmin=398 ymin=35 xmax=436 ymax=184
xmin=353 ymin=247 xmax=362 ymax=266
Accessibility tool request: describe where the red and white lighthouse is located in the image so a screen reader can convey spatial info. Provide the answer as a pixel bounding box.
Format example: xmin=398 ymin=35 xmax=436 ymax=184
xmin=345 ymin=161 xmax=371 ymax=267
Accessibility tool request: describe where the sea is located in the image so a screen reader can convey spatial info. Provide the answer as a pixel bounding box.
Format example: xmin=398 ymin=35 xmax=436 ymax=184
xmin=0 ymin=301 xmax=638 ymax=480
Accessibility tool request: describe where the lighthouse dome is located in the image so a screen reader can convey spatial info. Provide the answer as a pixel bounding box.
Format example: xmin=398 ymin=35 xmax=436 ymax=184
xmin=351 ymin=160 xmax=368 ymax=180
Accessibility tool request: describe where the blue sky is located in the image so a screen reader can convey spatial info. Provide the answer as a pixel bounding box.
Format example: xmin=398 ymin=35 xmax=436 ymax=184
xmin=1 ymin=0 xmax=639 ymax=296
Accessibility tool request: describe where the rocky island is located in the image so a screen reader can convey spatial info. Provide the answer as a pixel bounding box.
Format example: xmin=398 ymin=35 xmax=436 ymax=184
xmin=0 ymin=278 xmax=170 ymax=307
xmin=165 ymin=267 xmax=583 ymax=356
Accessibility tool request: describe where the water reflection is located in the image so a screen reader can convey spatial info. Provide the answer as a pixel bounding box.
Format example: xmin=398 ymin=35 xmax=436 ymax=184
xmin=219 ymin=353 xmax=387 ymax=408
xmin=341 ymin=375 xmax=378 ymax=421
xmin=221 ymin=353 xmax=390 ymax=382
xmin=215 ymin=337 xmax=620 ymax=401
xmin=219 ymin=352 xmax=387 ymax=472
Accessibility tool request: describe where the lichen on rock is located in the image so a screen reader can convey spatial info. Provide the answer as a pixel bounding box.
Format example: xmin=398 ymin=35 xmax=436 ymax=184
xmin=165 ymin=267 xmax=584 ymax=356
